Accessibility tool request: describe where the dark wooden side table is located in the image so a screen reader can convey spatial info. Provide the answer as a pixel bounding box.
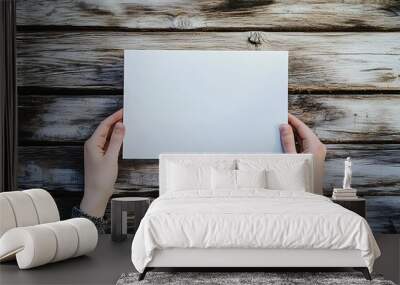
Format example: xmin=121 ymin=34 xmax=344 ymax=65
xmin=331 ymin=198 xmax=366 ymax=218
xmin=111 ymin=197 xmax=152 ymax=242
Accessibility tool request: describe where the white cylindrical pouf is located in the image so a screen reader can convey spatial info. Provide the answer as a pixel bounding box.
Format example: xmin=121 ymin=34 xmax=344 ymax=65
xmin=43 ymin=221 xmax=79 ymax=262
xmin=0 ymin=196 xmax=17 ymax=237
xmin=0 ymin=219 xmax=98 ymax=269
xmin=66 ymin=218 xmax=98 ymax=257
xmin=0 ymin=226 xmax=57 ymax=269
xmin=0 ymin=189 xmax=98 ymax=270
xmin=24 ymin=189 xmax=60 ymax=223
xmin=1 ymin=192 xmax=39 ymax=227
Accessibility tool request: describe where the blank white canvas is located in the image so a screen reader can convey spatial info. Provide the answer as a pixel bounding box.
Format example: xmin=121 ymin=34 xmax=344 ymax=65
xmin=123 ymin=50 xmax=288 ymax=159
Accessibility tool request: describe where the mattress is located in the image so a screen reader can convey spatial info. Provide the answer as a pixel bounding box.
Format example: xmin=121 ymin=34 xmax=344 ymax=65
xmin=131 ymin=190 xmax=380 ymax=273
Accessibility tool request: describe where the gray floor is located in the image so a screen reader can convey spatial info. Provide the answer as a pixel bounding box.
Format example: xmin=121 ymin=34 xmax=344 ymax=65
xmin=1 ymin=234 xmax=398 ymax=285
xmin=0 ymin=235 xmax=134 ymax=285
xmin=373 ymin=234 xmax=400 ymax=284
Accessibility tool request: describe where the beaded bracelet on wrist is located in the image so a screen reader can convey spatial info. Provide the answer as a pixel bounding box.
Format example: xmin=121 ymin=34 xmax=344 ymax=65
xmin=71 ymin=206 xmax=106 ymax=234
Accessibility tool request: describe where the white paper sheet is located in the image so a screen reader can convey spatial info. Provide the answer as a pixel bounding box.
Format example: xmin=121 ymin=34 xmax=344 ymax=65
xmin=123 ymin=50 xmax=288 ymax=159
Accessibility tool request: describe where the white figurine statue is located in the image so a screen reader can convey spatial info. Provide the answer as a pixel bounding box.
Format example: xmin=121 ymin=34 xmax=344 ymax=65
xmin=343 ymin=157 xmax=352 ymax=189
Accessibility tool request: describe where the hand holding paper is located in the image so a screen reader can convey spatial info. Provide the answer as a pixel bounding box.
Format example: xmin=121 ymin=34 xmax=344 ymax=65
xmin=279 ymin=114 xmax=326 ymax=194
xmin=81 ymin=109 xmax=125 ymax=217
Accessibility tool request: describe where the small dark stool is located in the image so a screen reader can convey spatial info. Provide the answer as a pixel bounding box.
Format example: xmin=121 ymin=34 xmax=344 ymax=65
xmin=111 ymin=197 xmax=151 ymax=242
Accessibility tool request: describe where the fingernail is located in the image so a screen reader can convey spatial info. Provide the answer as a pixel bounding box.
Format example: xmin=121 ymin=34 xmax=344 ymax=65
xmin=115 ymin=122 xmax=124 ymax=133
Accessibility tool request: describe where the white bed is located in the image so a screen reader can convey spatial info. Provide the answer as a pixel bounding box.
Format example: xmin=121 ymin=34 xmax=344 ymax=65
xmin=131 ymin=154 xmax=380 ymax=280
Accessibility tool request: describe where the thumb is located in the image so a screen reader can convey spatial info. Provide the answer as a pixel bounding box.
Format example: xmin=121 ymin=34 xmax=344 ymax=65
xmin=106 ymin=122 xmax=125 ymax=159
xmin=279 ymin=124 xmax=297 ymax=153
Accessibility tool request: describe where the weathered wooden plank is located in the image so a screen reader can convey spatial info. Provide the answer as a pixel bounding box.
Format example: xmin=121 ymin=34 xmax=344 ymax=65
xmin=18 ymin=146 xmax=85 ymax=192
xmin=47 ymin=191 xmax=83 ymax=220
xmin=17 ymin=146 xmax=159 ymax=192
xmin=16 ymin=31 xmax=400 ymax=90
xmin=18 ymin=94 xmax=400 ymax=144
xmin=16 ymin=0 xmax=400 ymax=31
xmin=325 ymin=145 xmax=400 ymax=195
xmin=19 ymin=96 xmax=123 ymax=142
xmin=18 ymin=144 xmax=400 ymax=195
xmin=290 ymin=94 xmax=400 ymax=144
xmin=366 ymin=196 xmax=400 ymax=234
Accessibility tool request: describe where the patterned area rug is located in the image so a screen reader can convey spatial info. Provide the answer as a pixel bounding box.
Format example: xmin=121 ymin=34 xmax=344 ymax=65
xmin=117 ymin=272 xmax=395 ymax=285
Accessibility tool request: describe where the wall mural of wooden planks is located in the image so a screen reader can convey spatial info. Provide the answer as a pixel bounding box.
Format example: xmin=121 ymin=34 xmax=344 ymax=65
xmin=16 ymin=0 xmax=400 ymax=233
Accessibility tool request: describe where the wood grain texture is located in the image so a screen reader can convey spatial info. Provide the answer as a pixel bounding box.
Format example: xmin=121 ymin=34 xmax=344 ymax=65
xmin=18 ymin=144 xmax=400 ymax=195
xmin=17 ymin=146 xmax=159 ymax=192
xmin=18 ymin=94 xmax=400 ymax=144
xmin=290 ymin=94 xmax=400 ymax=144
xmin=16 ymin=0 xmax=400 ymax=31
xmin=16 ymin=31 xmax=400 ymax=90
xmin=48 ymin=191 xmax=83 ymax=220
xmin=325 ymin=145 xmax=400 ymax=195
xmin=19 ymin=95 xmax=123 ymax=143
xmin=366 ymin=196 xmax=400 ymax=234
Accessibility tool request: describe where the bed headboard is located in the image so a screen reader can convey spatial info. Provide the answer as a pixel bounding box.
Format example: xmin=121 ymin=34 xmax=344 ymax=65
xmin=159 ymin=153 xmax=316 ymax=195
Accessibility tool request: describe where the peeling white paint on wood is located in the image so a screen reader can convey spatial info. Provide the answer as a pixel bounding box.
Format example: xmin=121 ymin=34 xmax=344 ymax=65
xmin=16 ymin=32 xmax=400 ymax=90
xmin=16 ymin=0 xmax=400 ymax=30
xmin=19 ymin=94 xmax=400 ymax=143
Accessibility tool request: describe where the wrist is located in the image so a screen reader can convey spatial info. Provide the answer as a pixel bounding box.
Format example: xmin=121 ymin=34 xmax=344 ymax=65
xmin=80 ymin=191 xmax=110 ymax=218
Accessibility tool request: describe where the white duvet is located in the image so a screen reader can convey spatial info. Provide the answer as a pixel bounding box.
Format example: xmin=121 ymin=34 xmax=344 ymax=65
xmin=131 ymin=190 xmax=380 ymax=272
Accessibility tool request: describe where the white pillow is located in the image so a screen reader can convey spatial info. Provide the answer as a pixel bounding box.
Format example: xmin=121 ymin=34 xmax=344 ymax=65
xmin=266 ymin=163 xmax=308 ymax=191
xmin=211 ymin=168 xmax=236 ymax=190
xmin=211 ymin=169 xmax=268 ymax=190
xmin=238 ymin=159 xmax=309 ymax=191
xmin=237 ymin=169 xmax=267 ymax=189
xmin=168 ymin=163 xmax=210 ymax=191
xmin=167 ymin=160 xmax=235 ymax=192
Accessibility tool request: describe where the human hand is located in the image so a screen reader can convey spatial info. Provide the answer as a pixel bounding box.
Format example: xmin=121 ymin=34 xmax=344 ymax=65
xmin=279 ymin=114 xmax=326 ymax=193
xmin=80 ymin=109 xmax=125 ymax=217
xmin=279 ymin=114 xmax=326 ymax=160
